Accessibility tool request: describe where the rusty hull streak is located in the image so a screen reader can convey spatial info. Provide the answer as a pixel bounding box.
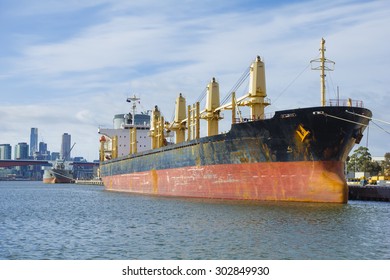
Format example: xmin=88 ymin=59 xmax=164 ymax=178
xmin=101 ymin=161 xmax=348 ymax=203
xmin=100 ymin=106 xmax=372 ymax=203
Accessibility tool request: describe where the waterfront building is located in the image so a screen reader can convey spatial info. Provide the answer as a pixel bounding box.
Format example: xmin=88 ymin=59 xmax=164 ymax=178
xmin=30 ymin=128 xmax=38 ymax=157
xmin=73 ymin=157 xmax=85 ymax=162
xmin=0 ymin=144 xmax=12 ymax=160
xmin=14 ymin=142 xmax=29 ymax=160
xmin=51 ymin=152 xmax=60 ymax=160
xmin=61 ymin=133 xmax=71 ymax=160
xmin=38 ymin=141 xmax=50 ymax=160
xmin=39 ymin=141 xmax=48 ymax=154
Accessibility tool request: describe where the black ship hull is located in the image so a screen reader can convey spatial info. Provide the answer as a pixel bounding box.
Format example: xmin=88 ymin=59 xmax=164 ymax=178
xmin=100 ymin=105 xmax=371 ymax=203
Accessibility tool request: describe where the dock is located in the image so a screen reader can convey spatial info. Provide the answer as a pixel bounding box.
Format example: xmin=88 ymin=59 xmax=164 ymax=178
xmin=74 ymin=179 xmax=103 ymax=186
xmin=349 ymin=185 xmax=390 ymax=202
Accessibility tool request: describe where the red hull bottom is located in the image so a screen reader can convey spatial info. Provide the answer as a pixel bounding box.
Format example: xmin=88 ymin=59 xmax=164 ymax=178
xmin=102 ymin=161 xmax=348 ymax=203
xmin=43 ymin=178 xmax=73 ymax=184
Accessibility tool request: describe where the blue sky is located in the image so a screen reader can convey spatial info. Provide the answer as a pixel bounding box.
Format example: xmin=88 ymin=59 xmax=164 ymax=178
xmin=1 ymin=0 xmax=389 ymax=161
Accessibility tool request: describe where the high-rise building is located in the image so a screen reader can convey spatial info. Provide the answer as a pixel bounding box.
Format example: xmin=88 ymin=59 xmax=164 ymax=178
xmin=39 ymin=141 xmax=47 ymax=155
xmin=51 ymin=152 xmax=60 ymax=161
xmin=61 ymin=133 xmax=71 ymax=160
xmin=30 ymin=128 xmax=38 ymax=157
xmin=15 ymin=142 xmax=29 ymax=160
xmin=0 ymin=144 xmax=12 ymax=159
xmin=38 ymin=141 xmax=49 ymax=160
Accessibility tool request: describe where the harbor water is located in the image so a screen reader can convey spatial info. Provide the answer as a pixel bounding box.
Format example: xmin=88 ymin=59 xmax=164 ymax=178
xmin=1 ymin=181 xmax=389 ymax=260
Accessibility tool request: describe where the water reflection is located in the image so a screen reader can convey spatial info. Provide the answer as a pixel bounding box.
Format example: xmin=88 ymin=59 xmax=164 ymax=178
xmin=1 ymin=182 xmax=389 ymax=259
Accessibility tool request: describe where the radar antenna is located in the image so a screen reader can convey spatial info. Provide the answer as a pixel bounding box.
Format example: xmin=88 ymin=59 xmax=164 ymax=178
xmin=126 ymin=95 xmax=141 ymax=125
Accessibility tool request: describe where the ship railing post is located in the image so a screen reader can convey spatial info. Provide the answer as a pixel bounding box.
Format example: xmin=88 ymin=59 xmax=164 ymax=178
xmin=190 ymin=104 xmax=195 ymax=139
xmin=129 ymin=127 xmax=137 ymax=154
xmin=155 ymin=116 xmax=164 ymax=148
xmin=112 ymin=136 xmax=118 ymax=159
xmin=187 ymin=105 xmax=191 ymax=141
xmin=160 ymin=116 xmax=164 ymax=147
xmin=99 ymin=137 xmax=106 ymax=162
xmin=231 ymin=92 xmax=236 ymax=124
xmin=195 ymin=102 xmax=200 ymax=139
xmin=129 ymin=128 xmax=132 ymax=154
xmin=157 ymin=117 xmax=160 ymax=148
xmin=133 ymin=127 xmax=137 ymax=153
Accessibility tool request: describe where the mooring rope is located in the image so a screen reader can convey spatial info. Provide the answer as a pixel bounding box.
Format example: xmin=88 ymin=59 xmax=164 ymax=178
xmin=323 ymin=113 xmax=368 ymax=126
xmin=346 ymin=110 xmax=390 ymax=125
xmin=371 ymin=120 xmax=390 ymax=135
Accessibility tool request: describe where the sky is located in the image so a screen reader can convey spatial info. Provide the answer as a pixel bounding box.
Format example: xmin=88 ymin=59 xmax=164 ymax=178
xmin=0 ymin=0 xmax=389 ymax=161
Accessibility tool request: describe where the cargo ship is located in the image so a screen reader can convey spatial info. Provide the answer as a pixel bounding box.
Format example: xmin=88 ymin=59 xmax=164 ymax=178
xmin=43 ymin=143 xmax=76 ymax=184
xmin=99 ymin=39 xmax=372 ymax=203
xmin=43 ymin=160 xmax=74 ymax=184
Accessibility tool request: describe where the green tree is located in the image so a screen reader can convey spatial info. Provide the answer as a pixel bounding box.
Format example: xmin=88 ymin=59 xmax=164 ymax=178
xmin=347 ymin=146 xmax=383 ymax=175
xmin=347 ymin=146 xmax=372 ymax=173
xmin=383 ymin=153 xmax=390 ymax=176
xmin=369 ymin=160 xmax=382 ymax=176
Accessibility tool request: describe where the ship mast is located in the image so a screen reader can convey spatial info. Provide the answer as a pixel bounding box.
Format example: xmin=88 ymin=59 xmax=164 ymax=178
xmin=126 ymin=95 xmax=140 ymax=125
xmin=310 ymin=38 xmax=335 ymax=106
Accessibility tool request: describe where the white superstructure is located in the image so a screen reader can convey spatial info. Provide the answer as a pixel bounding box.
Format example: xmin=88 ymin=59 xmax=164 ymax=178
xmin=98 ymin=97 xmax=151 ymax=158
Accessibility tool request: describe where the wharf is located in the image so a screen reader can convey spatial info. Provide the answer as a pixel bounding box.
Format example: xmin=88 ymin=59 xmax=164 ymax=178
xmin=75 ymin=179 xmax=103 ymax=186
xmin=349 ymin=185 xmax=390 ymax=202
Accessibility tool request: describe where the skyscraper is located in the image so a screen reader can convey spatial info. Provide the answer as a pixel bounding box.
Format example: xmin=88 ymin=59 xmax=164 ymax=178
xmin=39 ymin=141 xmax=49 ymax=160
xmin=0 ymin=144 xmax=12 ymax=159
xmin=30 ymin=128 xmax=38 ymax=157
xmin=61 ymin=133 xmax=71 ymax=160
xmin=39 ymin=141 xmax=47 ymax=155
xmin=15 ymin=142 xmax=29 ymax=160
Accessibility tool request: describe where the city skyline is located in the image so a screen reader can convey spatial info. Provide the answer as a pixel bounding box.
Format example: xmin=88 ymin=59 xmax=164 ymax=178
xmin=0 ymin=129 xmax=83 ymax=161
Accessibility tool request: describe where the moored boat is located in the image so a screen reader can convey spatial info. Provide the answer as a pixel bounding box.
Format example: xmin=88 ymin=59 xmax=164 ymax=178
xmin=43 ymin=160 xmax=74 ymax=184
xmin=98 ymin=39 xmax=372 ymax=203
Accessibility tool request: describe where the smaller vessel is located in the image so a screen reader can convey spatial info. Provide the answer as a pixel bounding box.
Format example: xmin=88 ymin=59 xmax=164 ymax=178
xmin=43 ymin=142 xmax=76 ymax=184
xmin=43 ymin=160 xmax=74 ymax=184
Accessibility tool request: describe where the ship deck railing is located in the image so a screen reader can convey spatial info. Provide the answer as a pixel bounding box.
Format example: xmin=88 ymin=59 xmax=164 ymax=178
xmin=235 ymin=112 xmax=276 ymax=123
xmin=234 ymin=99 xmax=365 ymax=124
xmin=327 ymin=99 xmax=364 ymax=108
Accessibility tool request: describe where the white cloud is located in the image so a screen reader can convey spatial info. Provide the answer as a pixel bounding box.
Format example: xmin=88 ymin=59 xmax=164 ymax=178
xmin=1 ymin=0 xmax=389 ymax=160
